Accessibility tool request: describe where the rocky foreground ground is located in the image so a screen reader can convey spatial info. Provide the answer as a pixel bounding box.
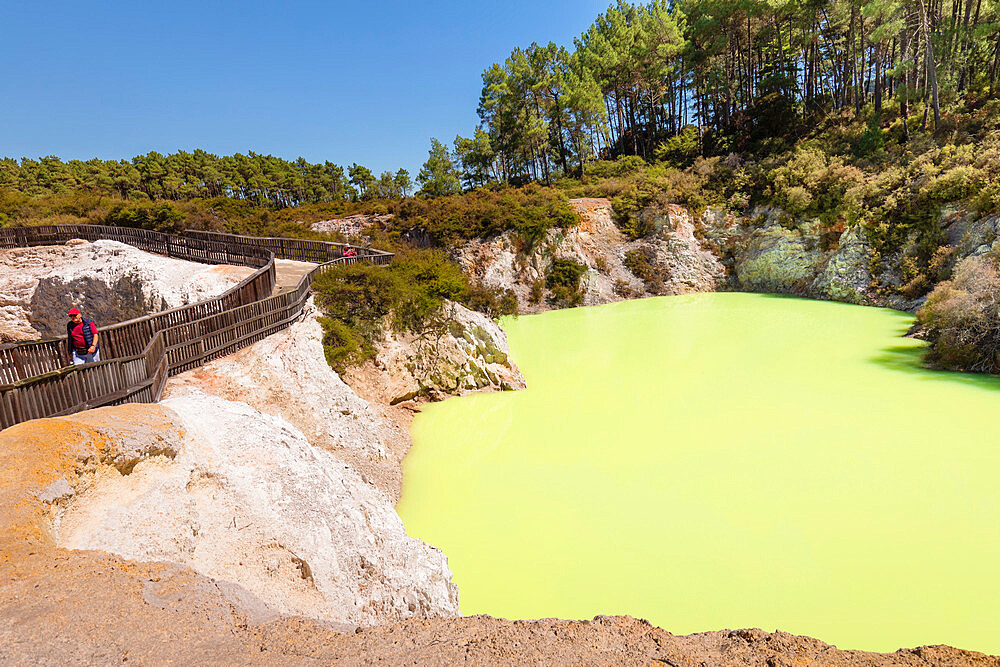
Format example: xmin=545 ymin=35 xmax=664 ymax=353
xmin=1 ymin=511 xmax=995 ymax=667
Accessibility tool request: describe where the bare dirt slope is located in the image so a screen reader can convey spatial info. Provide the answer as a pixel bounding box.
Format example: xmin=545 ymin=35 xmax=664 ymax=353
xmin=1 ymin=407 xmax=996 ymax=665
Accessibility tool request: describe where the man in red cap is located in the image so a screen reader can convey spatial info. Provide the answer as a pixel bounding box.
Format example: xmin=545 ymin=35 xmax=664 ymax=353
xmin=66 ymin=308 xmax=100 ymax=365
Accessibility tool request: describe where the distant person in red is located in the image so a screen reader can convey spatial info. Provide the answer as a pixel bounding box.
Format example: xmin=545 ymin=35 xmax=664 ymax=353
xmin=343 ymin=246 xmax=357 ymax=263
xmin=66 ymin=308 xmax=100 ymax=365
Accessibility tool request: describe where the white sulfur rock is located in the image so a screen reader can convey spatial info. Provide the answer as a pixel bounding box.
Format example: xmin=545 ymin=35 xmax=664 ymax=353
xmin=454 ymin=198 xmax=724 ymax=312
xmin=166 ymin=300 xmax=390 ymax=461
xmin=53 ymin=390 xmax=460 ymax=626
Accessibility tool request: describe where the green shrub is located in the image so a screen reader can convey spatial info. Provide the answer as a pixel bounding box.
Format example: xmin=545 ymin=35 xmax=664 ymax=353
xmin=623 ymin=247 xmax=661 ymax=291
xmin=463 ymin=282 xmax=519 ymax=318
xmin=766 ymin=147 xmax=866 ymax=223
xmin=654 ymin=126 xmax=700 ymax=167
xmin=856 ymin=115 xmax=886 ymax=157
xmin=783 ymin=186 xmax=813 ymax=213
xmin=318 ymin=317 xmax=373 ymax=371
xmin=613 ymin=278 xmax=637 ymax=298
xmin=385 ymin=183 xmax=577 ymax=246
xmin=545 ymin=258 xmax=587 ymax=306
xmin=585 ymin=156 xmax=647 ymax=179
xmin=529 ymin=279 xmax=544 ymax=304
xmin=311 ymin=248 xmax=472 ymax=371
xmin=926 ymin=165 xmax=986 ymax=202
xmin=610 ymin=192 xmax=656 ymax=239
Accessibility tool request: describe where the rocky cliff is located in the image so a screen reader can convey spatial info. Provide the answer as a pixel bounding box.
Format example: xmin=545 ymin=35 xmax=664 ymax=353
xmin=453 ymin=198 xmax=1000 ymax=315
xmin=50 ymin=391 xmax=459 ymax=627
xmin=719 ymin=205 xmax=1000 ymax=311
xmin=345 ymin=301 xmax=525 ymax=408
xmin=455 ymin=198 xmax=725 ymax=313
xmin=721 ymin=208 xmax=916 ymax=309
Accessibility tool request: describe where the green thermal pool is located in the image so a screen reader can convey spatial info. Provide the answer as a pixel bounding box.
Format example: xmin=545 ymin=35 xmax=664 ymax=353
xmin=397 ymin=293 xmax=1000 ymax=654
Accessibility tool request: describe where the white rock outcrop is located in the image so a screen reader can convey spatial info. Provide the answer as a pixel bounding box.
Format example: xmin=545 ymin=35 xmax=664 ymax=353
xmin=0 ymin=239 xmax=253 ymax=341
xmin=455 ymin=198 xmax=724 ymax=312
xmin=353 ymin=301 xmax=526 ymax=406
xmin=45 ymin=299 xmax=525 ymax=627
xmin=643 ymin=204 xmax=728 ymax=295
xmin=167 ymin=301 xmax=390 ymax=462
xmin=310 ymin=213 xmax=393 ymax=240
xmin=53 ymin=388 xmax=460 ymax=627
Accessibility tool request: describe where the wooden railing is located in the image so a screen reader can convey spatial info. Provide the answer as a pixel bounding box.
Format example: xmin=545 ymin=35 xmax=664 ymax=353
xmin=183 ymin=229 xmax=394 ymax=266
xmin=0 ymin=225 xmax=392 ymax=429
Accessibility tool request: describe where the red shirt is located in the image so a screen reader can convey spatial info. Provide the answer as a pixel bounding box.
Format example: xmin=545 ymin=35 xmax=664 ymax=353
xmin=70 ymin=320 xmax=97 ymax=350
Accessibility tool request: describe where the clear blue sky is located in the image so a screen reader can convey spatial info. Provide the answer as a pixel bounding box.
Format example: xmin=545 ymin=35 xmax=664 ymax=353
xmin=1 ymin=0 xmax=608 ymax=176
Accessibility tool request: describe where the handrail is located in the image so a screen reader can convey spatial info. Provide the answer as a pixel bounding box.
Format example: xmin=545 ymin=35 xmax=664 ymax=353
xmin=0 ymin=224 xmax=392 ymax=429
xmin=182 ymin=229 xmax=394 ymax=264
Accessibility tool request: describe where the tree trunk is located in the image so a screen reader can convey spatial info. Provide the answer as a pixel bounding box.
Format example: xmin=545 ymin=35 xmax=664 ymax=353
xmin=900 ymin=27 xmax=911 ymax=142
xmin=921 ymin=0 xmax=942 ymax=128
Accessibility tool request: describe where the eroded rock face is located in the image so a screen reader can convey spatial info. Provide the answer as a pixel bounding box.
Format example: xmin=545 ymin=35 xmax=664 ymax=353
xmin=733 ymin=212 xmax=827 ymax=294
xmin=349 ymin=301 xmax=526 ymax=407
xmin=51 ymin=391 xmax=460 ymax=626
xmin=725 ymin=209 xmax=913 ymax=307
xmin=166 ymin=300 xmax=410 ymax=499
xmin=942 ymin=206 xmax=1000 ymax=262
xmin=452 ymin=198 xmax=1000 ymax=314
xmin=644 ymin=204 xmax=727 ymax=295
xmin=725 ymin=205 xmax=995 ymax=311
xmin=811 ymin=225 xmax=876 ymax=305
xmin=41 ymin=305 xmax=473 ymax=626
xmin=455 ymin=198 xmax=724 ymax=312
xmin=0 ymin=239 xmax=253 ymax=341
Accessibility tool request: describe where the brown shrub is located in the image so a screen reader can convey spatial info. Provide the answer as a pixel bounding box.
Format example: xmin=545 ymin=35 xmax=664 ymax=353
xmin=916 ymin=251 xmax=1000 ymax=373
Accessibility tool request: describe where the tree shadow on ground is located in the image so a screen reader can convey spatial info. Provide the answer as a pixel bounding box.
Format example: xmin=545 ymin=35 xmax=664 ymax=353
xmin=870 ymin=343 xmax=1000 ymax=392
xmin=721 ymin=292 xmax=1000 ymax=391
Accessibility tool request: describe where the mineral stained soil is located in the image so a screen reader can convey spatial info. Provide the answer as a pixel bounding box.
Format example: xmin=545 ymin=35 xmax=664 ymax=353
xmin=398 ymin=292 xmax=1000 ymax=655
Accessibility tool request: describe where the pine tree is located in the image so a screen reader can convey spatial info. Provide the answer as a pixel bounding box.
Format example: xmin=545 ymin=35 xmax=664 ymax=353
xmin=417 ymin=138 xmax=461 ymax=197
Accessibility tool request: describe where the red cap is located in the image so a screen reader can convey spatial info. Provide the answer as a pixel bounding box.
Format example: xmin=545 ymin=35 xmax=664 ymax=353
xmin=67 ymin=308 xmax=81 ymax=316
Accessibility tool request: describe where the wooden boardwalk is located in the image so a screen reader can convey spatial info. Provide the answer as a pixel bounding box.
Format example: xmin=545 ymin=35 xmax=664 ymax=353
xmin=274 ymin=260 xmax=318 ymax=294
xmin=0 ymin=225 xmax=392 ymax=429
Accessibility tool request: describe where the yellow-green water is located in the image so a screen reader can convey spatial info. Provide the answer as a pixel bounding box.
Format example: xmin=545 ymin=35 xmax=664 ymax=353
xmin=398 ymin=293 xmax=1000 ymax=654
